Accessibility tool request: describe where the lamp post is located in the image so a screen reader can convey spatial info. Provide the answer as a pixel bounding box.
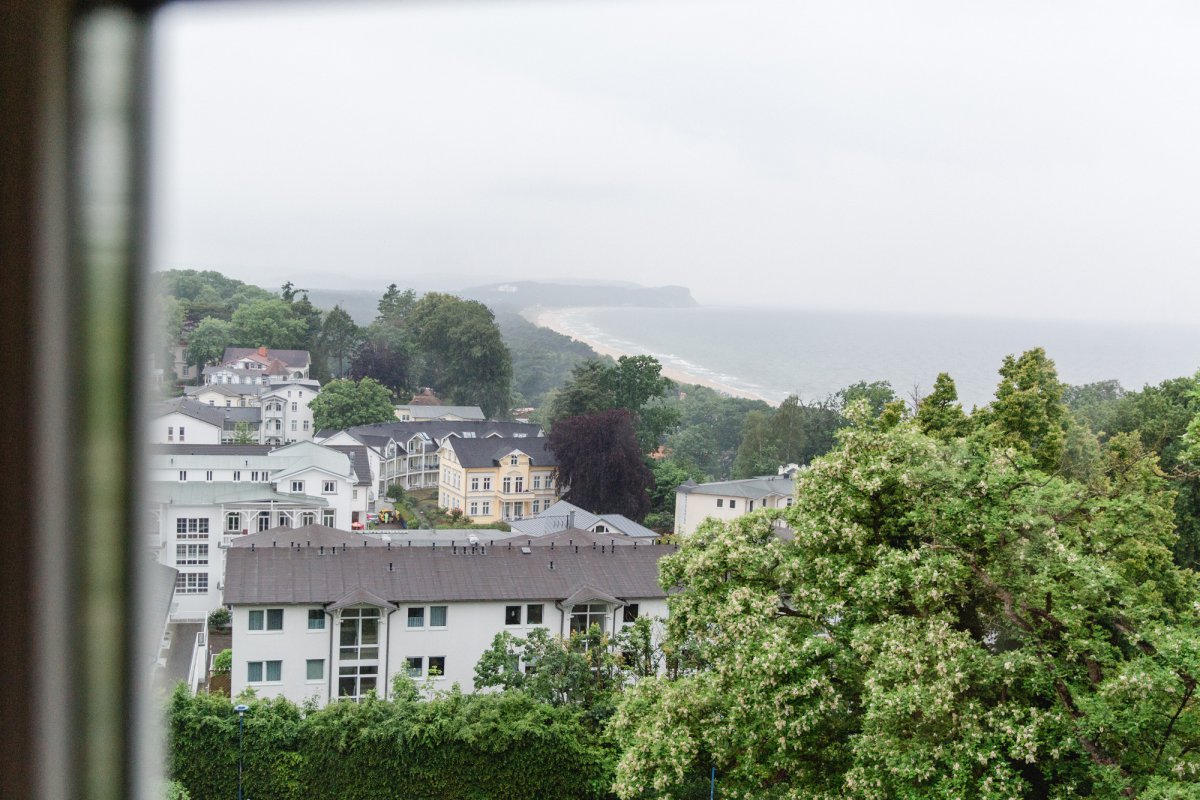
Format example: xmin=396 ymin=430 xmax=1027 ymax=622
xmin=235 ymin=703 xmax=249 ymax=800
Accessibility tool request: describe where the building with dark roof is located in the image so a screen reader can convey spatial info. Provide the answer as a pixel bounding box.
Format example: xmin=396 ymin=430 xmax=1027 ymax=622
xmin=437 ymin=436 xmax=560 ymax=525
xmin=223 ymin=524 xmax=670 ymax=704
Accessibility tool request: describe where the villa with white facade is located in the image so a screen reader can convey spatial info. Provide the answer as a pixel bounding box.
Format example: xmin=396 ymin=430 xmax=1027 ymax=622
xmin=146 ymin=441 xmax=371 ymax=621
xmin=673 ymin=466 xmax=800 ymax=536
xmin=222 ymin=525 xmax=669 ymax=705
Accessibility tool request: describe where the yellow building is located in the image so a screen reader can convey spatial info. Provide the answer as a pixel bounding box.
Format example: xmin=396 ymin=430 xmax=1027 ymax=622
xmin=437 ymin=436 xmax=559 ymax=524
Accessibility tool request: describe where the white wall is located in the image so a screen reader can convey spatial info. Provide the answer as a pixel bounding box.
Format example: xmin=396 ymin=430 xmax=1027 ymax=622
xmin=149 ymin=412 xmax=221 ymax=445
xmin=229 ymin=597 xmax=670 ymax=706
xmin=156 ymin=504 xmax=225 ymax=621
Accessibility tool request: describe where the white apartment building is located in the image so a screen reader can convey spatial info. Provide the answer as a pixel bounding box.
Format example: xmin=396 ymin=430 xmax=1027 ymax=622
xmin=146 ymin=441 xmax=369 ymax=621
xmin=222 ymin=525 xmax=669 ymax=705
xmin=181 ymin=381 xmax=319 ymax=445
xmin=673 ymin=468 xmax=799 ymax=536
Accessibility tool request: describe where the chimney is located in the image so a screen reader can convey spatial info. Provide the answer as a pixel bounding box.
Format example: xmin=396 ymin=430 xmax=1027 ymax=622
xmin=258 ymin=346 xmax=267 ymax=357
xmin=389 ymin=562 xmax=393 ymax=571
xmin=549 ymin=560 xmax=554 ymax=570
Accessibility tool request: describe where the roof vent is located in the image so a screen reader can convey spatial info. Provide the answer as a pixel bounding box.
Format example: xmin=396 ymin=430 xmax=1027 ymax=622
xmin=520 ymin=546 xmax=531 ymax=555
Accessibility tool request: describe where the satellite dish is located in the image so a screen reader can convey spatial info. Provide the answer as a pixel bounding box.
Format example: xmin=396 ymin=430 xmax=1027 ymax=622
xmin=468 ymin=534 xmax=479 ymax=545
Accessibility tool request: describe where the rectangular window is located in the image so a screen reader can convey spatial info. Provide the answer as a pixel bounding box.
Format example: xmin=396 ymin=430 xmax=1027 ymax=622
xmin=179 ymin=427 xmax=185 ymax=442
xmin=248 ymin=608 xmax=283 ymax=631
xmin=352 ymin=489 xmax=358 ymax=500
xmin=322 ymin=480 xmax=336 ymax=494
xmin=510 ymin=455 xmax=518 ymax=465
xmin=173 ymin=572 xmax=208 ymax=594
xmin=175 ymin=543 xmax=209 ymax=566
xmin=428 ymin=656 xmax=445 ymax=677
xmin=306 ymin=659 xmax=324 ymax=681
xmin=303 ymin=420 xmax=310 ymax=430
xmin=533 ymin=475 xmax=541 ymax=489
xmin=515 ymin=477 xmax=524 ymax=493
xmin=469 ymin=502 xmax=478 ymax=516
xmin=205 ymin=470 xmax=213 ymax=482
xmin=526 ymin=604 xmax=543 ymax=625
xmin=178 ymin=470 xmax=186 ymax=482
xmin=430 ymin=606 xmax=447 ymax=627
xmin=623 ymin=604 xmax=640 ymax=623
xmin=291 ymin=402 xmax=298 ymax=412
xmin=175 ymin=518 xmax=210 ymax=535
xmin=749 ymin=501 xmax=754 ymax=511
xmin=233 ymin=470 xmax=241 ymax=481
xmin=291 ymin=420 xmax=297 ymax=431
xmin=266 ymin=608 xmax=283 ymax=630
xmin=570 ymin=603 xmax=609 ymax=635
xmin=322 ymin=510 xmax=335 ymax=527
xmin=339 ymin=608 xmax=380 ymax=660
xmin=226 ymin=512 xmax=241 ymax=532
xmin=729 ymin=500 xmax=736 ymax=509
xmin=167 ymin=426 xmax=173 ymax=441
xmin=505 ymin=605 xmax=522 ymax=625
xmin=716 ymin=498 xmax=724 ymax=508
xmin=481 ymin=501 xmax=491 ymax=516
xmin=291 ymin=480 xmax=304 ymax=493
xmin=247 ymin=660 xmax=282 ymax=683
xmin=470 ymin=476 xmax=479 ymax=491
xmin=531 ymin=500 xmax=539 ymax=514
xmin=502 ymin=477 xmax=512 ymax=493
xmin=481 ymin=477 xmax=491 ymax=490
xmin=307 ymin=609 xmax=326 ymax=630
xmin=407 ymin=607 xmax=425 ymax=628
xmin=338 ymin=664 xmax=378 ymax=700
xmin=406 ymin=656 xmax=423 ymax=677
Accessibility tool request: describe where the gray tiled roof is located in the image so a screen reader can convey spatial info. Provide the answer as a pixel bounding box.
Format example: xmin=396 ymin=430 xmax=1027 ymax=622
xmin=328 ymin=445 xmax=373 ymax=487
xmin=446 ymin=436 xmax=558 ymax=468
xmin=151 ymin=444 xmax=273 ymax=457
xmin=333 ymin=420 xmax=544 ymax=451
xmin=223 ymin=528 xmax=669 ymax=605
xmin=676 ymin=475 xmax=794 ymax=499
xmin=509 ymin=500 xmax=658 ymax=539
xmin=152 ymin=397 xmax=227 ymax=428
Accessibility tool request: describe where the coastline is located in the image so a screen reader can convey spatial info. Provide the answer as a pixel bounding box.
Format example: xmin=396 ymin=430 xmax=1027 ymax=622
xmin=523 ymin=306 xmax=773 ymax=404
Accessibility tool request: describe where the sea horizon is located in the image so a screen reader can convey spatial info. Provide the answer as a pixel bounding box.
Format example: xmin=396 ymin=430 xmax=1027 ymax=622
xmin=528 ymin=304 xmax=1200 ymax=409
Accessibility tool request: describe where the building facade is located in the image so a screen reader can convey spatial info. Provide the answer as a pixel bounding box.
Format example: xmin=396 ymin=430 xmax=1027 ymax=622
xmin=437 ymin=437 xmax=559 ymax=523
xmin=673 ymin=470 xmax=798 ymax=536
xmin=223 ymin=526 xmax=668 ymax=705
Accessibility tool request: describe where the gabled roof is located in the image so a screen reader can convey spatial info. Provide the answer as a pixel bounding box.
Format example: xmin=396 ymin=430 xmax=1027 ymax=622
xmin=328 ymin=445 xmax=373 ymax=487
xmin=230 ymin=524 xmax=372 ymax=548
xmin=399 ymin=405 xmax=486 ymax=421
xmin=444 ymin=436 xmax=557 ymax=469
xmin=151 ymin=397 xmax=226 ymax=428
xmin=145 ymin=482 xmax=329 ymax=507
xmin=327 ymin=587 xmax=397 ymax=611
xmin=327 ymin=420 xmax=544 ymax=452
xmin=222 ymin=347 xmax=311 ymax=368
xmin=560 ymin=585 xmax=625 ymax=609
xmin=676 ymin=475 xmax=795 ymax=500
xmin=508 ymin=500 xmax=658 ymax=539
xmin=185 ymin=383 xmax=262 ymax=397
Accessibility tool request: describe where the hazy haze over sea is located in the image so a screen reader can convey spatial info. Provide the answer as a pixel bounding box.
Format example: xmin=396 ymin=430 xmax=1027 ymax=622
xmin=551 ymin=306 xmax=1200 ymax=409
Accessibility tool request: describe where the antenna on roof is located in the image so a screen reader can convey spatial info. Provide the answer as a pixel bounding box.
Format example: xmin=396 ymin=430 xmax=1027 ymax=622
xmin=250 ymin=543 xmax=254 ymax=552
xmin=549 ymin=560 xmax=554 ymax=570
xmin=319 ymin=545 xmax=324 ymax=555
xmin=389 ymin=562 xmax=393 ymax=572
xmin=272 ymin=541 xmax=276 ymax=547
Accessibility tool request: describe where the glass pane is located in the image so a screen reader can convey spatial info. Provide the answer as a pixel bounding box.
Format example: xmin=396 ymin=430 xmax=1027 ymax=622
xmin=359 ymin=647 xmax=378 ymax=660
xmin=623 ymin=604 xmax=639 ymax=623
xmin=428 ymin=657 xmax=445 ymax=676
xmin=247 ymin=662 xmax=262 ymax=682
xmin=249 ymin=610 xmax=263 ymax=630
xmin=407 ymin=608 xmax=424 ymax=628
xmin=360 ymin=676 xmax=376 ymax=695
xmin=430 ymin=606 xmax=447 ymax=627
xmin=306 ymin=659 xmax=323 ymax=680
xmin=406 ymin=657 xmax=422 ymax=677
xmin=338 ymin=678 xmax=355 ymax=697
xmin=526 ymin=604 xmax=543 ymax=624
xmin=308 ymin=610 xmax=325 ymax=629
xmin=340 ymin=620 xmax=357 ymax=647
xmin=267 ymin=608 xmax=283 ymax=629
xmin=505 ymin=606 xmax=521 ymax=625
xmin=361 ymin=618 xmax=378 ymax=644
xmin=266 ymin=661 xmax=281 ymax=681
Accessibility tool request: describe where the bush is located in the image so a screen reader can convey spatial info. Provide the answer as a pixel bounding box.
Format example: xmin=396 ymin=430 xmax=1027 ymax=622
xmin=207 ymin=607 xmax=231 ymax=630
xmin=212 ymin=649 xmax=232 ymax=674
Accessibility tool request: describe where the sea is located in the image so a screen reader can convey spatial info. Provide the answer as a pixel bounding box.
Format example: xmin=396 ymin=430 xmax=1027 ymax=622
xmin=551 ymin=306 xmax=1200 ymax=409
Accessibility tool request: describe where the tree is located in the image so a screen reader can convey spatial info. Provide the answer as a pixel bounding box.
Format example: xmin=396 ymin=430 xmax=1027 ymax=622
xmin=230 ymin=421 xmax=256 ymax=445
xmin=183 ymin=317 xmax=232 ymax=382
xmin=229 ymin=299 xmax=307 ymax=350
xmin=982 ymin=347 xmax=1069 ymax=472
xmin=350 ymin=321 xmax=412 ymax=398
xmin=548 ymin=356 xmax=680 ymax=453
xmin=916 ymin=372 xmax=969 ymax=439
xmin=835 ymin=379 xmax=898 ymax=417
xmin=730 ymin=409 xmax=779 ymax=478
xmin=376 ymin=283 xmax=417 ymax=324
xmin=410 ymin=293 xmax=513 ymax=419
xmin=308 ymin=378 xmax=395 ymax=432
xmin=320 ymin=305 xmax=360 ymax=378
xmin=613 ymin=401 xmax=1200 ymax=799
xmin=548 ymin=409 xmax=653 ymax=520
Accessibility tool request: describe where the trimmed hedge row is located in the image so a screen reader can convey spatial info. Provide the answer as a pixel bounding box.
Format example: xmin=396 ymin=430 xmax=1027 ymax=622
xmin=167 ymin=687 xmax=615 ymax=800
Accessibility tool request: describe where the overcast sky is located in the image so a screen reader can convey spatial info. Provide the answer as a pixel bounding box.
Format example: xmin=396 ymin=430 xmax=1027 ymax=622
xmin=151 ymin=0 xmax=1200 ymax=323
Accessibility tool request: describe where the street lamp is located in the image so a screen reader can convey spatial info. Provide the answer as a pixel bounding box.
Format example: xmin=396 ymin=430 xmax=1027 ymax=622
xmin=235 ymin=703 xmax=249 ymax=800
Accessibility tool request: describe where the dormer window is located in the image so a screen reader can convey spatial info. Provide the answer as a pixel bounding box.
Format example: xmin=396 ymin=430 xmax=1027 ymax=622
xmin=510 ymin=455 xmax=518 ymax=465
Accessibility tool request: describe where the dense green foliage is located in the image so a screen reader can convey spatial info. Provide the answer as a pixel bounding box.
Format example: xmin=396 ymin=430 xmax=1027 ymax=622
xmin=547 ymin=356 xmax=679 ymax=454
xmin=731 ymin=394 xmax=844 ymax=478
xmin=613 ymin=352 xmax=1200 ymax=800
xmin=308 ymin=378 xmax=396 ymax=431
xmin=495 ymin=311 xmax=600 ymax=409
xmin=660 ymin=385 xmax=771 ymax=479
xmin=410 ymin=293 xmax=514 ymax=419
xmin=167 ymin=686 xmax=614 ymax=800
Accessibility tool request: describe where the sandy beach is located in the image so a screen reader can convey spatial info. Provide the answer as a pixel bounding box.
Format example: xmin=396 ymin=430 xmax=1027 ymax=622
xmin=523 ymin=306 xmax=773 ymax=403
